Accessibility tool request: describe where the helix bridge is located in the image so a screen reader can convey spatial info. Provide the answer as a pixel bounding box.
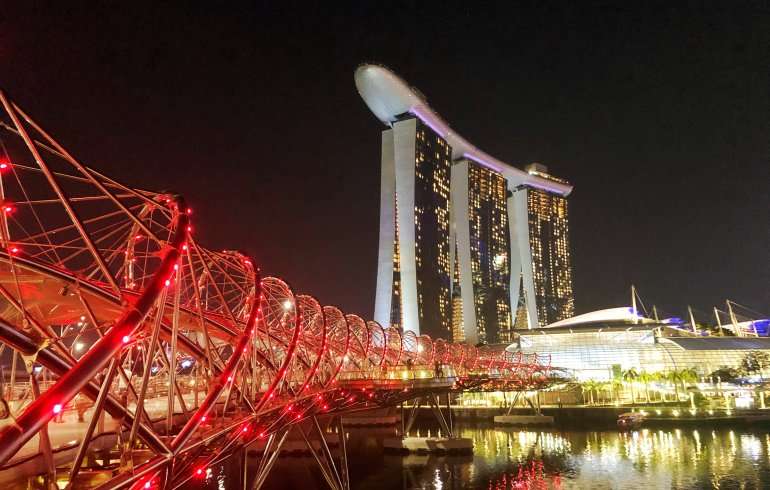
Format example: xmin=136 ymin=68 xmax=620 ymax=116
xmin=0 ymin=90 xmax=551 ymax=489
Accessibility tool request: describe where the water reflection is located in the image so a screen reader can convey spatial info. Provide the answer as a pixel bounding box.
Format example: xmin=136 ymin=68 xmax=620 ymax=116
xmin=199 ymin=424 xmax=770 ymax=489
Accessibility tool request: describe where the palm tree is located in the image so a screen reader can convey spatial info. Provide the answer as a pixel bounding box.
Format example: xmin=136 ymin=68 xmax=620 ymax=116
xmin=679 ymin=368 xmax=698 ymax=401
xmin=602 ymin=379 xmax=621 ymax=403
xmin=599 ymin=381 xmax=612 ymax=404
xmin=609 ymin=379 xmax=623 ymax=404
xmin=638 ymin=371 xmax=652 ymax=404
xmin=582 ymin=380 xmax=599 ymax=405
xmin=667 ymin=370 xmax=682 ymax=402
xmin=622 ymin=368 xmax=639 ymax=404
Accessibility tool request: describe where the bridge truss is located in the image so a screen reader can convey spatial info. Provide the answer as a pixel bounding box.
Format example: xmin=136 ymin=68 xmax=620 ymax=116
xmin=0 ymin=92 xmax=551 ymax=489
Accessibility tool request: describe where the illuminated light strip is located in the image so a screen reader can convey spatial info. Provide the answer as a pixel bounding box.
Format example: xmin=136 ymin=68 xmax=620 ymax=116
xmin=409 ymin=105 xmax=447 ymax=138
xmin=0 ymin=197 xmax=190 ymax=466
xmin=252 ymin=279 xmax=304 ymax=414
xmin=170 ymin=260 xmax=260 ymax=454
xmin=296 ymin=295 xmax=327 ymax=393
xmin=322 ymin=306 xmax=351 ymax=388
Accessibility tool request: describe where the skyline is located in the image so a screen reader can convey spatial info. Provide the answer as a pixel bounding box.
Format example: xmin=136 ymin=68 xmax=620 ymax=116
xmin=0 ymin=3 xmax=766 ymax=320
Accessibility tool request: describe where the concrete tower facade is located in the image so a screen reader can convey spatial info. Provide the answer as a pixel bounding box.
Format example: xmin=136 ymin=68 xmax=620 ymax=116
xmin=451 ymin=159 xmax=513 ymax=344
xmin=374 ymin=116 xmax=452 ymax=339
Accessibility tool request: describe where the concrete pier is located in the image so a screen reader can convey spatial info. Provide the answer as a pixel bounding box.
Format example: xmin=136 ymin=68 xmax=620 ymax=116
xmin=383 ymin=437 xmax=473 ymax=454
xmin=341 ymin=414 xmax=400 ymax=426
xmin=247 ymin=431 xmax=340 ymax=456
xmin=494 ymin=414 xmax=555 ymax=426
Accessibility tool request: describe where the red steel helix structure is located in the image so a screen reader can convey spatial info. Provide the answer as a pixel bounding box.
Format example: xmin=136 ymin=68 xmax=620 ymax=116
xmin=0 ymin=91 xmax=551 ymax=489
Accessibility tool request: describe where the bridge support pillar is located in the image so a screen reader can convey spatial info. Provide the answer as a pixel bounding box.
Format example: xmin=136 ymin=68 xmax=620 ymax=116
xmin=296 ymin=416 xmax=349 ymax=490
xmin=386 ymin=392 xmax=472 ymax=455
xmin=251 ymin=429 xmax=289 ymax=490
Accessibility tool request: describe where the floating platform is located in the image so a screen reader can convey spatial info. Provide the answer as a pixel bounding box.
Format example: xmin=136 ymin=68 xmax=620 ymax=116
xmin=383 ymin=437 xmax=473 ymax=454
xmin=247 ymin=431 xmax=340 ymax=456
xmin=341 ymin=414 xmax=399 ymax=426
xmin=494 ymin=415 xmax=554 ymax=426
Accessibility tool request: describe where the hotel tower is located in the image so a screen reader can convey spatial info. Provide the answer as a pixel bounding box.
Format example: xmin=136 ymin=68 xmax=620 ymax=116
xmin=356 ymin=64 xmax=574 ymax=343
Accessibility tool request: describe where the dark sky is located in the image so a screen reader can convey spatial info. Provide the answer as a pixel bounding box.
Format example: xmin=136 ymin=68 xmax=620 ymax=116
xmin=1 ymin=2 xmax=767 ymax=322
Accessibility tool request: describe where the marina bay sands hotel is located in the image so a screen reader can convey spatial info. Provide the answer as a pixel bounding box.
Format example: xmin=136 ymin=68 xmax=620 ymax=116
xmin=355 ymin=65 xmax=575 ymax=345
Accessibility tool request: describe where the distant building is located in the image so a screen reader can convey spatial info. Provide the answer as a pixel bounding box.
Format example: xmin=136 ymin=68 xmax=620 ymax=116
xmin=356 ymin=64 xmax=575 ymax=341
xmin=510 ymin=307 xmax=770 ymax=381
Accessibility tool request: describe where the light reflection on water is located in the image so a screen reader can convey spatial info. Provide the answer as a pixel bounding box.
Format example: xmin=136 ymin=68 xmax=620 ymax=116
xmin=195 ymin=424 xmax=770 ymax=489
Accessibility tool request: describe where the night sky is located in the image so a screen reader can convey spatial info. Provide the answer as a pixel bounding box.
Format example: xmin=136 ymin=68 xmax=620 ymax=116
xmin=1 ymin=3 xmax=767 ymax=322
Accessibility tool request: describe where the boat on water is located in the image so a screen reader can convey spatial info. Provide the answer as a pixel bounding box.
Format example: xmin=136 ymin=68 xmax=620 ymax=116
xmin=617 ymin=412 xmax=645 ymax=430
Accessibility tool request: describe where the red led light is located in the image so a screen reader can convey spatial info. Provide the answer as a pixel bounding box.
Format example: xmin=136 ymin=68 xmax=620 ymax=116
xmin=0 ymin=163 xmax=7 ymax=170
xmin=195 ymin=467 xmax=205 ymax=477
xmin=52 ymin=403 xmax=62 ymax=414
xmin=201 ymin=415 xmax=207 ymax=422
xmin=165 ymin=279 xmax=171 ymax=287
xmin=186 ymin=207 xmax=192 ymax=215
xmin=8 ymin=246 xmax=19 ymax=255
xmin=122 ymin=335 xmax=130 ymax=344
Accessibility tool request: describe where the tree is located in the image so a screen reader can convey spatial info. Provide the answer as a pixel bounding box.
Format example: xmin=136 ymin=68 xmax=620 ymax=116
xmin=622 ymin=368 xmax=639 ymax=404
xmin=582 ymin=380 xmax=599 ymax=405
xmin=650 ymin=371 xmax=665 ymax=402
xmin=741 ymin=351 xmax=770 ymax=375
xmin=608 ymin=379 xmax=623 ymax=404
xmin=679 ymin=367 xmax=698 ymax=388
xmin=667 ymin=370 xmax=682 ymax=402
xmin=638 ymin=371 xmax=652 ymax=403
xmin=709 ymin=367 xmax=741 ymax=383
